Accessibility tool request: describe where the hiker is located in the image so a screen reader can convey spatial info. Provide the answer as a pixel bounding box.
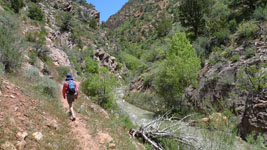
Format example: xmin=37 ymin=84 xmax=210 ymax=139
xmin=62 ymin=74 xmax=78 ymax=121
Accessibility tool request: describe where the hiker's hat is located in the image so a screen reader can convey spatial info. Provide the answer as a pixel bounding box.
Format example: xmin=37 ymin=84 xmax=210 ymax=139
xmin=66 ymin=73 xmax=73 ymax=80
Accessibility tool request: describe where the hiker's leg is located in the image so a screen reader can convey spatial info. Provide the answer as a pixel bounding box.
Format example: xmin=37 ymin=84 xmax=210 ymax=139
xmin=67 ymin=94 xmax=75 ymax=119
xmin=70 ymin=103 xmax=75 ymax=118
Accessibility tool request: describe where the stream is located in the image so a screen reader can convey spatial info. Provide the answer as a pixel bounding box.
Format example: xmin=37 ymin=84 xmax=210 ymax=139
xmin=114 ymin=87 xmax=253 ymax=150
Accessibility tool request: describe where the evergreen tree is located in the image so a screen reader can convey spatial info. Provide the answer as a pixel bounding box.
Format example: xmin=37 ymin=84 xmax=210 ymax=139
xmin=28 ymin=3 xmax=45 ymax=21
xmin=179 ymin=0 xmax=214 ymax=39
xmin=10 ymin=0 xmax=25 ymax=13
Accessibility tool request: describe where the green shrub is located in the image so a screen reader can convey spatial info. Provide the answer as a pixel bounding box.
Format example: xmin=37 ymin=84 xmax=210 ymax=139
xmin=89 ymin=19 xmax=98 ymax=29
xmin=215 ymin=28 xmax=230 ymax=44
xmin=35 ymin=77 xmax=59 ymax=98
xmin=28 ymin=50 xmax=38 ymax=65
xmin=121 ymin=52 xmax=144 ymax=71
xmin=10 ymin=0 xmax=25 ymax=13
xmin=23 ymin=67 xmax=40 ymax=81
xmin=238 ymin=21 xmax=259 ymax=38
xmin=223 ymin=47 xmax=233 ymax=58
xmin=245 ymin=48 xmax=256 ymax=58
xmin=28 ymin=3 xmax=45 ymax=21
xmin=237 ymin=63 xmax=267 ymax=92
xmin=85 ymin=56 xmax=99 ymax=74
xmin=253 ymin=5 xmax=267 ymax=20
xmin=56 ymin=66 xmax=70 ymax=80
xmin=81 ymin=67 xmax=118 ymax=109
xmin=59 ymin=11 xmax=73 ymax=32
xmin=230 ymin=55 xmax=240 ymax=62
xmin=157 ymin=16 xmax=172 ymax=37
xmin=0 ymin=12 xmax=23 ymax=72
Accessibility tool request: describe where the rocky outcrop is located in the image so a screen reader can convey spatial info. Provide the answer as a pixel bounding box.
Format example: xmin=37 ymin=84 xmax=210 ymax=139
xmin=185 ymin=24 xmax=267 ymax=138
xmin=79 ymin=5 xmax=100 ymax=24
xmin=94 ymin=49 xmax=119 ymax=73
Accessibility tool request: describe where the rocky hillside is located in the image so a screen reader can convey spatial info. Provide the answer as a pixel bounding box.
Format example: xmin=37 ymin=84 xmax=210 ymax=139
xmin=104 ymin=0 xmax=267 ymax=147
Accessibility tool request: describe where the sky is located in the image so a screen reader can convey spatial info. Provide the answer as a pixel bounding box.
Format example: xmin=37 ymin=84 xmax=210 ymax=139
xmin=87 ymin=0 xmax=129 ymax=22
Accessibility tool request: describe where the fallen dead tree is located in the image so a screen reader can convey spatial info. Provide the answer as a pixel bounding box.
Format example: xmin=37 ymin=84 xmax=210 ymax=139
xmin=129 ymin=111 xmax=199 ymax=150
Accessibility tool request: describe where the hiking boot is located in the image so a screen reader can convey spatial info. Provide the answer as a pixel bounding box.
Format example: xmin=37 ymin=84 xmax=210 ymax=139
xmin=71 ymin=116 xmax=76 ymax=121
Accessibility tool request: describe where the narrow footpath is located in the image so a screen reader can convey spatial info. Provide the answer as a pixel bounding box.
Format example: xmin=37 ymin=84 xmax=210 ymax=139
xmin=59 ymin=82 xmax=100 ymax=150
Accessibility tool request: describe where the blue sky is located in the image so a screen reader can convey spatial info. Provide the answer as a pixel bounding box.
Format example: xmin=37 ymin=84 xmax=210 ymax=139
xmin=87 ymin=0 xmax=129 ymax=22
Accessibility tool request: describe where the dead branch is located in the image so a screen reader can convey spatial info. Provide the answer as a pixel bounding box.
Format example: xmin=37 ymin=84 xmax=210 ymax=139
xmin=129 ymin=113 xmax=199 ymax=150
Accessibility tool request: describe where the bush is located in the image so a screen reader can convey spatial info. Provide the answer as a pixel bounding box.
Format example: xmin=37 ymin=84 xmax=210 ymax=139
xmin=245 ymin=48 xmax=256 ymax=58
xmin=81 ymin=67 xmax=118 ymax=109
xmin=89 ymin=19 xmax=98 ymax=29
xmin=238 ymin=21 xmax=259 ymax=38
xmin=59 ymin=11 xmax=73 ymax=32
xmin=230 ymin=55 xmax=240 ymax=62
xmin=28 ymin=3 xmax=45 ymax=21
xmin=28 ymin=50 xmax=38 ymax=65
xmin=157 ymin=16 xmax=172 ymax=37
xmin=253 ymin=5 xmax=267 ymax=20
xmin=35 ymin=77 xmax=59 ymax=98
xmin=121 ymin=52 xmax=144 ymax=71
xmin=0 ymin=12 xmax=23 ymax=72
xmin=85 ymin=56 xmax=99 ymax=74
xmin=10 ymin=0 xmax=25 ymax=13
xmin=215 ymin=28 xmax=230 ymax=44
xmin=23 ymin=67 xmax=40 ymax=81
xmin=56 ymin=66 xmax=70 ymax=80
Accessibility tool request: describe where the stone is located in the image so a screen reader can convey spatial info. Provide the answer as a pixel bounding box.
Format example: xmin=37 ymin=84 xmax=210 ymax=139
xmin=46 ymin=119 xmax=58 ymax=130
xmin=109 ymin=143 xmax=116 ymax=149
xmin=32 ymin=132 xmax=43 ymax=141
xmin=1 ymin=141 xmax=17 ymax=150
xmin=16 ymin=140 xmax=26 ymax=150
xmin=0 ymin=90 xmax=2 ymax=97
xmin=10 ymin=95 xmax=16 ymax=99
xmin=16 ymin=132 xmax=28 ymax=140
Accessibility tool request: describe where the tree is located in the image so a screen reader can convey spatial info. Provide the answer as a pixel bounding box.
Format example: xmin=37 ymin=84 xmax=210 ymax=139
xmin=157 ymin=16 xmax=172 ymax=37
xmin=154 ymin=32 xmax=201 ymax=109
xmin=28 ymin=3 xmax=45 ymax=21
xmin=179 ymin=0 xmax=214 ymax=39
xmin=229 ymin=0 xmax=265 ymax=21
xmin=10 ymin=0 xmax=25 ymax=13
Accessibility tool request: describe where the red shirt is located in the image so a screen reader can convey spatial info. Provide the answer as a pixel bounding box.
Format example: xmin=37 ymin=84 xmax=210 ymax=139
xmin=62 ymin=80 xmax=79 ymax=99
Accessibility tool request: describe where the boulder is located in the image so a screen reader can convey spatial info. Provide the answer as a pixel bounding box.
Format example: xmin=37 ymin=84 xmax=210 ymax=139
xmin=32 ymin=132 xmax=43 ymax=141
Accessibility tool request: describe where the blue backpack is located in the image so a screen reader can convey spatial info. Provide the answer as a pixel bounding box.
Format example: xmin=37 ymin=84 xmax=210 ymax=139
xmin=67 ymin=80 xmax=76 ymax=95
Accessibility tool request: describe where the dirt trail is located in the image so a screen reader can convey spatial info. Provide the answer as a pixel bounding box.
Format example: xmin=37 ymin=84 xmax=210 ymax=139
xmin=60 ymin=82 xmax=100 ymax=150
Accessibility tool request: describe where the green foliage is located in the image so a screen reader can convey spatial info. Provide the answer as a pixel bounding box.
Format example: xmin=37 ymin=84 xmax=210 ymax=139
xmin=157 ymin=16 xmax=172 ymax=37
xmin=154 ymin=32 xmax=201 ymax=109
xmin=35 ymin=76 xmax=59 ymax=98
xmin=179 ymin=0 xmax=214 ymax=38
xmin=244 ymin=47 xmax=256 ymax=58
xmin=237 ymin=21 xmax=259 ymax=38
xmin=23 ymin=67 xmax=40 ymax=81
xmin=121 ymin=52 xmax=144 ymax=71
xmin=193 ymin=36 xmax=211 ymax=59
xmin=28 ymin=50 xmax=38 ymax=66
xmin=10 ymin=0 xmax=25 ymax=13
xmin=56 ymin=66 xmax=70 ymax=81
xmin=230 ymin=55 xmax=240 ymax=62
xmin=89 ymin=19 xmax=98 ymax=29
xmin=81 ymin=67 xmax=119 ymax=109
xmin=0 ymin=12 xmax=23 ymax=72
xmin=28 ymin=3 xmax=45 ymax=21
xmin=237 ymin=63 xmax=267 ymax=92
xmin=59 ymin=11 xmax=73 ymax=32
xmin=214 ymin=28 xmax=231 ymax=44
xmin=85 ymin=56 xmax=99 ymax=74
xmin=253 ymin=5 xmax=267 ymax=20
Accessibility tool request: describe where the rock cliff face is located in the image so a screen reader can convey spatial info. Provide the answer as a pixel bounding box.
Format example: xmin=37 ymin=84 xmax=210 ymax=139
xmin=185 ymin=23 xmax=267 ymax=138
